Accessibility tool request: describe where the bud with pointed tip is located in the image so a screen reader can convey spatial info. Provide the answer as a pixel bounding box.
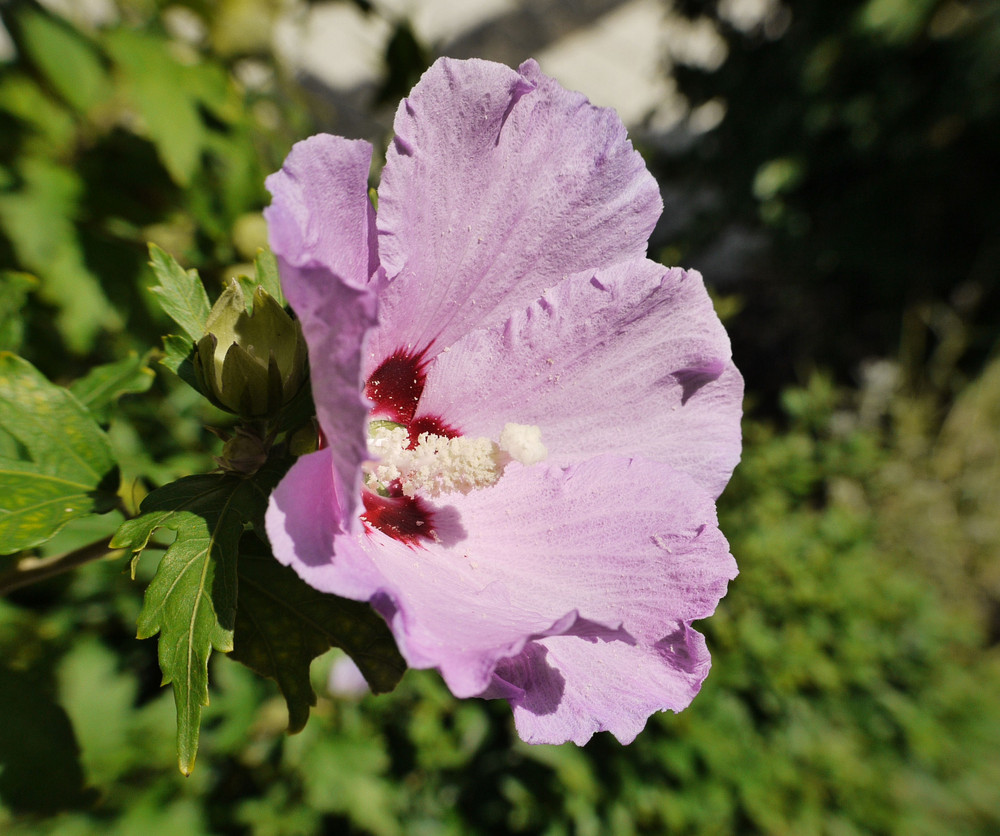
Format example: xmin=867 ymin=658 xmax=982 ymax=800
xmin=194 ymin=280 xmax=307 ymax=418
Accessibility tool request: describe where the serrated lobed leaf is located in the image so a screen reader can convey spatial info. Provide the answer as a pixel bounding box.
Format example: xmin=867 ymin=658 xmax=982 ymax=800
xmin=110 ymin=467 xmax=279 ymax=774
xmin=147 ymin=244 xmax=211 ymax=344
xmin=0 ymin=354 xmax=118 ymax=553
xmin=231 ymin=545 xmax=405 ymax=732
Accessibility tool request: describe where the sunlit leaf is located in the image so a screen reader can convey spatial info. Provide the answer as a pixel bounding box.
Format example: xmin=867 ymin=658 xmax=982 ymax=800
xmin=0 ymin=354 xmax=119 ymax=554
xmin=254 ymin=248 xmax=284 ymax=307
xmin=0 ymin=74 xmax=76 ymax=153
xmin=104 ymin=29 xmax=234 ymax=187
xmin=231 ymin=542 xmax=405 ymax=733
xmin=110 ymin=466 xmax=280 ymax=774
xmin=148 ymin=244 xmax=211 ymax=344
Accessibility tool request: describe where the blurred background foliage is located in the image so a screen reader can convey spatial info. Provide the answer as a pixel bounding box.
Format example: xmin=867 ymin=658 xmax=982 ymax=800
xmin=663 ymin=0 xmax=1000 ymax=404
xmin=0 ymin=0 xmax=998 ymax=833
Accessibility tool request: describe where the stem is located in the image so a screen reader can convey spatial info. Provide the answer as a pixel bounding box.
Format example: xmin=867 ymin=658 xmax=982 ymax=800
xmin=0 ymin=538 xmax=124 ymax=596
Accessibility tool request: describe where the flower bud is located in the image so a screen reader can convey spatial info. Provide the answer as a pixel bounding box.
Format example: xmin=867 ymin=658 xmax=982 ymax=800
xmin=194 ymin=280 xmax=307 ymax=418
xmin=217 ymin=429 xmax=270 ymax=476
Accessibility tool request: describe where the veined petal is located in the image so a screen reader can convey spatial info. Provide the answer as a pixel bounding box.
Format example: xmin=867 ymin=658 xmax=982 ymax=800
xmin=265 ymin=135 xmax=381 ymax=522
xmin=417 ymin=261 xmax=744 ymax=498
xmin=488 ymin=626 xmax=712 ymax=746
xmin=264 ymin=58 xmax=742 ymax=746
xmin=281 ymin=263 xmax=377 ymax=525
xmin=264 ymin=134 xmax=379 ymax=288
xmin=371 ymin=57 xmax=662 ymax=363
xmin=315 ymin=455 xmax=735 ymax=701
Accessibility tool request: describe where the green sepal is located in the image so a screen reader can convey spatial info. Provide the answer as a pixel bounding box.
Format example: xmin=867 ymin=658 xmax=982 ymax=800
xmin=220 ymin=341 xmax=271 ymax=416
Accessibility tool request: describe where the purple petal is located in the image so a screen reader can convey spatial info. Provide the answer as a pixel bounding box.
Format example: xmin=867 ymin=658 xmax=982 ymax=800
xmin=266 ymin=448 xmax=383 ymax=599
xmin=263 ymin=59 xmax=742 ymax=747
xmin=370 ymin=57 xmax=662 ymax=363
xmin=265 ymin=134 xmax=378 ymax=288
xmin=489 ymin=625 xmax=712 ymax=745
xmin=265 ymin=135 xmax=380 ymax=523
xmin=327 ymin=655 xmax=370 ymax=699
xmin=417 ymin=260 xmax=744 ymax=498
xmin=300 ymin=455 xmax=735 ymax=702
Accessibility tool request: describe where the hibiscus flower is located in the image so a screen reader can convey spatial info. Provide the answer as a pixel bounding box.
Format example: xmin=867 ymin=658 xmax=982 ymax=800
xmin=265 ymin=57 xmax=742 ymax=744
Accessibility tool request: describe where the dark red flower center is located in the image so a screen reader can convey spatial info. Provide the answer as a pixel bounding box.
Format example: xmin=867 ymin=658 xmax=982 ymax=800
xmin=365 ymin=348 xmax=428 ymax=425
xmin=361 ymin=347 xmax=460 ymax=543
xmin=360 ymin=488 xmax=436 ymax=546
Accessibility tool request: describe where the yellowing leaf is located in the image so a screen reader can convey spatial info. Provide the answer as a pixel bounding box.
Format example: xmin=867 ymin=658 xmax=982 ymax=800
xmin=0 ymin=354 xmax=119 ymax=554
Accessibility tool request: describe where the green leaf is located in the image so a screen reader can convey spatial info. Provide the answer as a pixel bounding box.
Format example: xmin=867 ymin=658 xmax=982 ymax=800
xmin=0 ymin=73 xmax=76 ymax=153
xmin=0 ymin=271 xmax=37 ymax=352
xmin=231 ymin=543 xmax=405 ymax=732
xmin=0 ymin=159 xmax=120 ymax=352
xmin=13 ymin=6 xmax=112 ymax=114
xmin=181 ymin=51 xmax=241 ymax=123
xmin=110 ymin=468 xmax=279 ymax=774
xmin=104 ymin=29 xmax=206 ymax=186
xmin=0 ymin=663 xmax=97 ymax=813
xmin=56 ymin=636 xmax=175 ymax=786
xmin=0 ymin=353 xmax=118 ymax=554
xmin=68 ymin=351 xmax=155 ymax=421
xmin=148 ymin=244 xmax=212 ymax=344
xmin=160 ymin=333 xmax=202 ymax=393
xmin=254 ymin=248 xmax=284 ymax=307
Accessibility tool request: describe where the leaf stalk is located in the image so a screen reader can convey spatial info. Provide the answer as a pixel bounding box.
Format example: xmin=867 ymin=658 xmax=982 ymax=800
xmin=0 ymin=538 xmax=123 ymax=596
